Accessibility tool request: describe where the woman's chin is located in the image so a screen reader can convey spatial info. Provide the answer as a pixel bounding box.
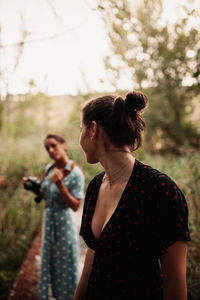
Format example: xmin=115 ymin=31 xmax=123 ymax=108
xmin=49 ymin=155 xmax=55 ymax=160
xmin=86 ymin=156 xmax=98 ymax=164
xmin=49 ymin=155 xmax=58 ymax=161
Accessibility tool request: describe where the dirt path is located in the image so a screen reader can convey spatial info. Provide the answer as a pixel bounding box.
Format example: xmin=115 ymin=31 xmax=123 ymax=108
xmin=8 ymin=227 xmax=42 ymax=300
xmin=8 ymin=208 xmax=87 ymax=300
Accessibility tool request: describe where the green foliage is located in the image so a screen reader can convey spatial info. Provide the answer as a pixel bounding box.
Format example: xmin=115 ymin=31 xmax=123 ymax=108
xmin=0 ymin=137 xmax=45 ymax=299
xmin=4 ymin=93 xmax=53 ymax=138
xmin=0 ymin=98 xmax=4 ymax=130
xmin=98 ymin=0 xmax=200 ymax=152
xmin=143 ymin=87 xmax=200 ymax=153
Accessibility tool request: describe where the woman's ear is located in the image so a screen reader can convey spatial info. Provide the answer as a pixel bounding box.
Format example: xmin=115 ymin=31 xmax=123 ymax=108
xmin=90 ymin=121 xmax=98 ymax=140
xmin=62 ymin=142 xmax=67 ymax=152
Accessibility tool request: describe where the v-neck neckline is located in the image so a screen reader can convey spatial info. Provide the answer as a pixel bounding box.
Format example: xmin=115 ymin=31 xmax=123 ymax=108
xmin=90 ymin=159 xmax=138 ymax=242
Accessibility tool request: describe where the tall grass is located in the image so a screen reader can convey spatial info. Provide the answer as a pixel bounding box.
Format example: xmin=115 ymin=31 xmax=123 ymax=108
xmin=139 ymin=152 xmax=200 ymax=299
xmin=0 ymin=101 xmax=200 ymax=299
xmin=0 ymin=136 xmax=47 ymax=298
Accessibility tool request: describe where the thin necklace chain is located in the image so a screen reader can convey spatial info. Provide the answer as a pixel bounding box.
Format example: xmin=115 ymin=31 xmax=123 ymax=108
xmin=102 ymin=158 xmax=134 ymax=184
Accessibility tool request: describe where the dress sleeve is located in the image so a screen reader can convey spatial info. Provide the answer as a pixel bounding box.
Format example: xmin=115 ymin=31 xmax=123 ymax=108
xmin=147 ymin=174 xmax=191 ymax=257
xmin=68 ymin=168 xmax=85 ymax=199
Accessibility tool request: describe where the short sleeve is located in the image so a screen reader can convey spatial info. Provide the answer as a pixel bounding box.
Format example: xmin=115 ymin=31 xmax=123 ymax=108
xmin=145 ymin=174 xmax=191 ymax=257
xmin=68 ymin=167 xmax=85 ymax=199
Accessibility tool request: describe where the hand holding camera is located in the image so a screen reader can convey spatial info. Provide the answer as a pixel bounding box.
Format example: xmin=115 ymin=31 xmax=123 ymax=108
xmin=23 ymin=176 xmax=42 ymax=203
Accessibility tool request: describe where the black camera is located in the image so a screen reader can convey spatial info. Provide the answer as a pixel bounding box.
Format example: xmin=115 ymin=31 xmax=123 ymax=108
xmin=24 ymin=176 xmax=42 ymax=203
xmin=24 ymin=176 xmax=41 ymax=194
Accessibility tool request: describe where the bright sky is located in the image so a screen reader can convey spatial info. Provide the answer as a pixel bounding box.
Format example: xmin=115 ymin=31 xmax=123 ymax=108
xmin=0 ymin=0 xmax=197 ymax=96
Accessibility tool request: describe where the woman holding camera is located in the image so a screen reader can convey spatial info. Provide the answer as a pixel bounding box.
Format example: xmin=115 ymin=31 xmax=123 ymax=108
xmin=23 ymin=134 xmax=85 ymax=300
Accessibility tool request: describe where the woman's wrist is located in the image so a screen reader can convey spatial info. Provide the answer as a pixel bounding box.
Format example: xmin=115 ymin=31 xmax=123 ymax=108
xmin=55 ymin=180 xmax=64 ymax=189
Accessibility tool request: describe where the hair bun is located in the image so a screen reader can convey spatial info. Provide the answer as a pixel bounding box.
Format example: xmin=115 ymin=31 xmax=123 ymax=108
xmin=113 ymin=96 xmax=125 ymax=116
xmin=125 ymin=91 xmax=148 ymax=112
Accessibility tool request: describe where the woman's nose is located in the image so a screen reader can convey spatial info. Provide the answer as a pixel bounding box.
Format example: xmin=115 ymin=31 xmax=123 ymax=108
xmin=48 ymin=147 xmax=54 ymax=153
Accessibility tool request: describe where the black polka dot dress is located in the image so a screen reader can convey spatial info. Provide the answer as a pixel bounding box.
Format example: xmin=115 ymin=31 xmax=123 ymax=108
xmin=80 ymin=160 xmax=191 ymax=300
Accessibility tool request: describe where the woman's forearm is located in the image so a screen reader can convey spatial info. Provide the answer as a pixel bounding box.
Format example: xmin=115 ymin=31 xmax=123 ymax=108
xmin=163 ymin=277 xmax=187 ymax=300
xmin=56 ymin=181 xmax=81 ymax=211
xmin=160 ymin=242 xmax=188 ymax=300
xmin=73 ymin=247 xmax=95 ymax=300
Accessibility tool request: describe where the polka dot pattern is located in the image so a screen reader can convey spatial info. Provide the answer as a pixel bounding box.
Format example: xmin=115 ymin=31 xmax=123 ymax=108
xmin=80 ymin=159 xmax=191 ymax=299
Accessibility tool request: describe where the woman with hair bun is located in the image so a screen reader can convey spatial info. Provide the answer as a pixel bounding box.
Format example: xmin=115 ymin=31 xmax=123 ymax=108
xmin=73 ymin=91 xmax=191 ymax=300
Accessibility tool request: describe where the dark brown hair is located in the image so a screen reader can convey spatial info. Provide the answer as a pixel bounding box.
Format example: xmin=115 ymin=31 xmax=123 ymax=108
xmin=45 ymin=134 xmax=66 ymax=144
xmin=82 ymin=90 xmax=148 ymax=151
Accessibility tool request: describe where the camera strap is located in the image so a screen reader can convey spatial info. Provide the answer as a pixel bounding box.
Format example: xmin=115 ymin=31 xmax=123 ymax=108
xmin=42 ymin=160 xmax=76 ymax=181
xmin=62 ymin=160 xmax=75 ymax=178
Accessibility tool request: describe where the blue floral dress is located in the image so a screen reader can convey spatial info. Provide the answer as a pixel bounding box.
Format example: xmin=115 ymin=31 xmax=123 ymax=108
xmin=39 ymin=160 xmax=85 ymax=300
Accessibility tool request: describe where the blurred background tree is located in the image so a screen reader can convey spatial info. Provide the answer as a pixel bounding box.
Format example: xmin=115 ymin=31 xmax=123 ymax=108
xmin=97 ymin=0 xmax=200 ymax=153
xmin=0 ymin=15 xmax=32 ymax=137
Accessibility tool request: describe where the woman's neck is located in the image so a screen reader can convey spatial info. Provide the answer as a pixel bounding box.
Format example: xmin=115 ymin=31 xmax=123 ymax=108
xmin=100 ymin=150 xmax=135 ymax=185
xmin=55 ymin=156 xmax=69 ymax=169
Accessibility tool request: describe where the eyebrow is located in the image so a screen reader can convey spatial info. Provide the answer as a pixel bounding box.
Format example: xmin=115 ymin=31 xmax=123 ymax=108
xmin=45 ymin=143 xmax=57 ymax=148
